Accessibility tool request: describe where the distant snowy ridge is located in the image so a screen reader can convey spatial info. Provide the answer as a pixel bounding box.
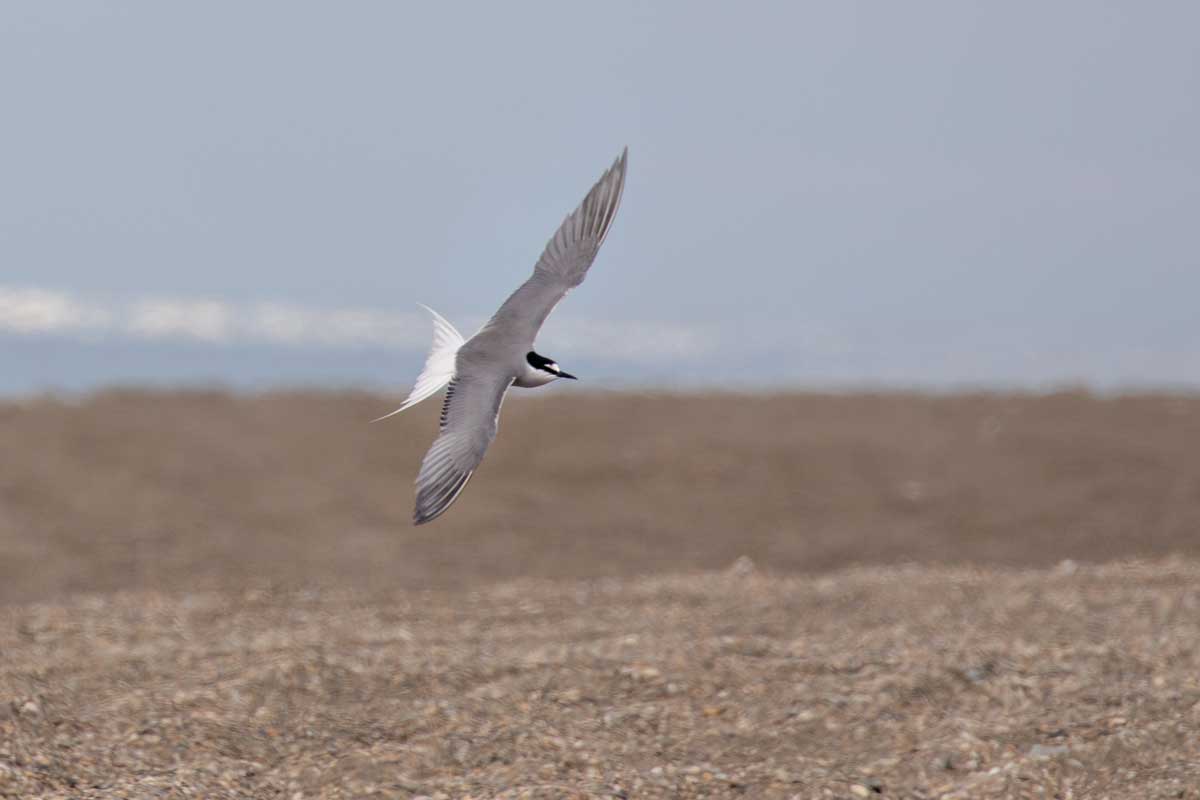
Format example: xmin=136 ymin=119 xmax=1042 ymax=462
xmin=0 ymin=285 xmax=712 ymax=360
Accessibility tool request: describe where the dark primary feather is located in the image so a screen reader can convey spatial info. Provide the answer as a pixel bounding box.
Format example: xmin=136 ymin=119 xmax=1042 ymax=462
xmin=412 ymin=369 xmax=513 ymax=525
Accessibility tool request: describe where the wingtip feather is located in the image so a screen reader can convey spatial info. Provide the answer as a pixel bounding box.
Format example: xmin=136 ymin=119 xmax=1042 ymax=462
xmin=413 ymin=469 xmax=474 ymax=524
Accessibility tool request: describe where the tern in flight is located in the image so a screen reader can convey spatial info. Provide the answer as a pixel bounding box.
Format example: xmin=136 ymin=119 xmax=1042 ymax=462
xmin=377 ymin=149 xmax=628 ymax=524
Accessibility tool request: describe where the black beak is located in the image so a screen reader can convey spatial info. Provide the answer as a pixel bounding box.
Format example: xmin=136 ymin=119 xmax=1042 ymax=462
xmin=557 ymin=370 xmax=578 ymax=380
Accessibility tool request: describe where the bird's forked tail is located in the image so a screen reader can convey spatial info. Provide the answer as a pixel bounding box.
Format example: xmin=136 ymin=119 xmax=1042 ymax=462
xmin=372 ymin=304 xmax=464 ymax=423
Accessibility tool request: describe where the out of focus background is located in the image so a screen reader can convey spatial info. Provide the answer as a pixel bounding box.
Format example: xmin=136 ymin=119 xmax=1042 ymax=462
xmin=2 ymin=0 xmax=1198 ymax=592
xmin=3 ymin=3 xmax=1199 ymax=393
xmin=4 ymin=5 xmax=1200 ymax=797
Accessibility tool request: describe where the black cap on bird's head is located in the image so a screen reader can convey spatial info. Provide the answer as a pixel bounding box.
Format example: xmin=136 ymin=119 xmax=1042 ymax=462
xmin=526 ymin=351 xmax=577 ymax=380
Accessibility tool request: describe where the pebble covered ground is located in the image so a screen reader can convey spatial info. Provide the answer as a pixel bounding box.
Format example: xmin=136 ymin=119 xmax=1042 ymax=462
xmin=3 ymin=560 xmax=1199 ymax=799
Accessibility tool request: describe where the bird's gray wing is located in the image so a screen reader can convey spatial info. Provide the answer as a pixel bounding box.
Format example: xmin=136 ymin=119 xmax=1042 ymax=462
xmin=478 ymin=148 xmax=628 ymax=348
xmin=413 ymin=363 xmax=514 ymax=525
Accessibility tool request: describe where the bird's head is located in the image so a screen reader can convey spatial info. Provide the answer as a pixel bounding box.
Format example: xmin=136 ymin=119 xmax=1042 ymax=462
xmin=526 ymin=351 xmax=577 ymax=382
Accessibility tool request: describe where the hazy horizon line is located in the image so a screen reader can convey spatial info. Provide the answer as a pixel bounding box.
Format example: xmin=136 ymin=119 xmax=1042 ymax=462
xmin=0 ymin=284 xmax=714 ymax=361
xmin=5 ymin=284 xmax=1200 ymax=393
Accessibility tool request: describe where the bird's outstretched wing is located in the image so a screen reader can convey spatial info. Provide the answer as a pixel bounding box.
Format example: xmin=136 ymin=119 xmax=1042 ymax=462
xmin=412 ymin=149 xmax=627 ymax=524
xmin=412 ymin=360 xmax=514 ymax=525
xmin=479 ymin=148 xmax=628 ymax=348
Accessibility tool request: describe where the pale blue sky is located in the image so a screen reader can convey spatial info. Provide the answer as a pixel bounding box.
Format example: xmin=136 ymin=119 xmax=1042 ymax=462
xmin=2 ymin=2 xmax=1199 ymax=391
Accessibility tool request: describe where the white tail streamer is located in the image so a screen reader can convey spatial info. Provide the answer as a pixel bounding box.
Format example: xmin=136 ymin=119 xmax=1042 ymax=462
xmin=372 ymin=304 xmax=465 ymax=423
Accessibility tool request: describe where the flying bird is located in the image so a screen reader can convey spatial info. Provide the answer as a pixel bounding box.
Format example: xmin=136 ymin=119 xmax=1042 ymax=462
xmin=377 ymin=149 xmax=628 ymax=524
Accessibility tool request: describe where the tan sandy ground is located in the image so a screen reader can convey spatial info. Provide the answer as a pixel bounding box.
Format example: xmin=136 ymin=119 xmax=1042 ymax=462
xmin=2 ymin=392 xmax=1200 ymax=798
xmin=3 ymin=391 xmax=1200 ymax=603
xmin=3 ymin=561 xmax=1199 ymax=799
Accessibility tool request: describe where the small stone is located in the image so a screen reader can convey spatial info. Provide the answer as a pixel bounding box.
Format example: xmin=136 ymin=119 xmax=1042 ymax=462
xmin=1054 ymin=559 xmax=1078 ymax=576
xmin=556 ymin=688 xmax=583 ymax=704
xmin=1029 ymin=743 xmax=1069 ymax=760
xmin=727 ymin=555 xmax=756 ymax=577
xmin=850 ymin=785 xmax=871 ymax=798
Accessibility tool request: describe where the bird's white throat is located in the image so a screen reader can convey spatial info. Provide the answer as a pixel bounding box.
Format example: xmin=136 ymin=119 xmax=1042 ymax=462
xmin=514 ymin=363 xmax=562 ymax=388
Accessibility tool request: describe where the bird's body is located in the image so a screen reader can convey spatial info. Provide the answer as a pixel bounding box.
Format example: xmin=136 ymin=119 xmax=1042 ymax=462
xmin=377 ymin=149 xmax=628 ymax=524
